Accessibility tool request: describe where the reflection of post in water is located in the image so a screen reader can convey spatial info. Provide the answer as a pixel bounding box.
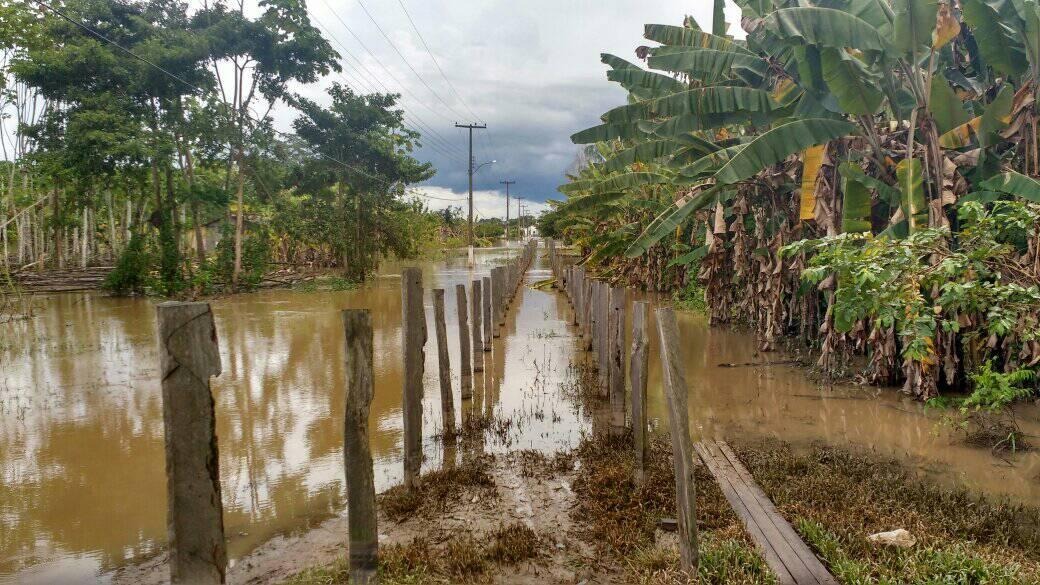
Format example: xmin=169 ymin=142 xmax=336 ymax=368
xmin=471 ymin=279 xmax=484 ymax=373
xmin=456 ymin=283 xmax=472 ymax=400
xmin=481 ymin=276 xmax=493 ymax=351
xmin=488 ymin=330 xmax=505 ymax=418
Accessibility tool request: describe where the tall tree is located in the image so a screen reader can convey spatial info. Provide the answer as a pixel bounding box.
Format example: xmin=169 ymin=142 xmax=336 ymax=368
xmin=291 ymin=84 xmax=434 ymax=280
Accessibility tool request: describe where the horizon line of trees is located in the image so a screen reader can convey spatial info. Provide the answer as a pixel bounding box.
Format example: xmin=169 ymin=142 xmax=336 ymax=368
xmin=0 ymin=0 xmax=440 ymax=296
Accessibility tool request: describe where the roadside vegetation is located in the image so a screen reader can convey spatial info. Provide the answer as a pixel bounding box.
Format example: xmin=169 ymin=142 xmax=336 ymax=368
xmin=0 ymin=0 xmax=459 ymax=298
xmin=550 ymin=0 xmax=1040 ymax=412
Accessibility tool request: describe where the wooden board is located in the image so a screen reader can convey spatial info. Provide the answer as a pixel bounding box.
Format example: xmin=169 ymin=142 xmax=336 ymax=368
xmin=694 ymin=439 xmax=837 ymax=585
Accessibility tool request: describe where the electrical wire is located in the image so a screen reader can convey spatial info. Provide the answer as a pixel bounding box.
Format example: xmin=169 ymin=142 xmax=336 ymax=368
xmin=356 ymin=0 xmax=469 ymax=121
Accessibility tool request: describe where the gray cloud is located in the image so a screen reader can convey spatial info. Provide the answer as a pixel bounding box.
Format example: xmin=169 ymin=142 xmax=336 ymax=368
xmin=282 ymin=0 xmax=741 ymax=207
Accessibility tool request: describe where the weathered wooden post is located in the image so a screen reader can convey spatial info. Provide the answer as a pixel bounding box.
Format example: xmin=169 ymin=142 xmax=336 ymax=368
xmin=471 ymin=280 xmax=484 ymax=372
xmin=156 ymin=301 xmax=227 ymax=585
xmin=583 ymin=278 xmax=594 ymax=352
xmin=655 ymin=307 xmax=699 ymax=571
xmin=456 ymin=283 xmax=472 ymax=399
xmin=630 ymin=301 xmax=649 ymax=486
xmin=597 ymin=282 xmax=609 ymax=395
xmin=401 ymin=268 xmax=426 ymax=489
xmin=342 ymin=309 xmax=379 ymax=585
xmin=481 ymin=276 xmax=492 ymax=351
xmin=432 ymin=290 xmax=455 ymax=436
xmin=608 ymin=286 xmax=626 ymax=436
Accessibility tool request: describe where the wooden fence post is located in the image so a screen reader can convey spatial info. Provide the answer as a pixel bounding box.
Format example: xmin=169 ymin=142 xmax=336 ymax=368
xmin=456 ymin=283 xmax=472 ymax=399
xmin=481 ymin=276 xmax=492 ymax=351
xmin=630 ymin=301 xmax=649 ymax=486
xmin=342 ymin=309 xmax=378 ymax=585
xmin=608 ymin=286 xmax=626 ymax=436
xmin=471 ymin=279 xmax=484 ymax=372
xmin=401 ymin=268 xmax=426 ymax=489
xmin=597 ymin=282 xmax=609 ymax=395
xmin=655 ymin=307 xmax=699 ymax=572
xmin=156 ymin=301 xmax=227 ymax=585
xmin=583 ymin=278 xmax=593 ymax=352
xmin=432 ymin=290 xmax=455 ymax=436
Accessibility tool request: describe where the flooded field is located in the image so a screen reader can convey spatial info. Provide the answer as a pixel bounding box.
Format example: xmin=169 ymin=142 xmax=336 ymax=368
xmin=2 ymin=244 xmax=1039 ymax=584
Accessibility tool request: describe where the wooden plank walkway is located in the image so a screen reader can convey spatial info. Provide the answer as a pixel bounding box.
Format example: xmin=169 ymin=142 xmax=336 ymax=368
xmin=694 ymin=439 xmax=837 ymax=585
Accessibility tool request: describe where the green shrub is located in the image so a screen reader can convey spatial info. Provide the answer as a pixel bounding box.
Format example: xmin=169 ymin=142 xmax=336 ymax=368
xmin=105 ymin=233 xmax=151 ymax=296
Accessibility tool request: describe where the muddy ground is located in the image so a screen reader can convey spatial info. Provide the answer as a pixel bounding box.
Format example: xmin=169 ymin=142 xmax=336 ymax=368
xmin=109 ymin=448 xmax=631 ymax=585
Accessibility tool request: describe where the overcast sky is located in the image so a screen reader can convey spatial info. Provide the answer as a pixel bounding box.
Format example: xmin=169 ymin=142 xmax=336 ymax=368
xmin=283 ymin=0 xmax=742 ymax=219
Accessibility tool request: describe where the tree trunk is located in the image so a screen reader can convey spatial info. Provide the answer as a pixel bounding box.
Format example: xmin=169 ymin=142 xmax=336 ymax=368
xmin=232 ymin=149 xmax=245 ymax=289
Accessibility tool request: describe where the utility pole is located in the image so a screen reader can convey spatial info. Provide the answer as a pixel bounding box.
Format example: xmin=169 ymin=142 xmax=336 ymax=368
xmin=516 ymin=196 xmax=523 ymax=241
xmin=455 ymin=122 xmax=486 ymax=266
xmin=499 ymin=180 xmax=515 ymax=242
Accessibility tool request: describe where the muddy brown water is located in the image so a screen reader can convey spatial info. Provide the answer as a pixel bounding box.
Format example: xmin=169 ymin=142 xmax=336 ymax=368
xmin=2 ymin=245 xmax=1038 ymax=584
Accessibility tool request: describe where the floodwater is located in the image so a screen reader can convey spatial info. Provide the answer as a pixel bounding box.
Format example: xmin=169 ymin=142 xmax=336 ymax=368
xmin=1 ymin=244 xmax=1039 ymax=584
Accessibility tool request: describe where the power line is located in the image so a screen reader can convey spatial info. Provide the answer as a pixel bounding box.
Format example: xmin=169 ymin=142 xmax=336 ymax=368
xmin=355 ymin=0 xmax=469 ymax=121
xmin=393 ymin=0 xmax=481 ymax=121
xmin=390 ymin=0 xmax=503 ymax=168
xmin=309 ymin=19 xmax=463 ymax=163
xmin=314 ymin=0 xmax=458 ymax=129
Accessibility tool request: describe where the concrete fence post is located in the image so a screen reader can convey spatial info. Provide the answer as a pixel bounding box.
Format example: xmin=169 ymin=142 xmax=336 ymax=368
xmin=156 ymin=301 xmax=227 ymax=585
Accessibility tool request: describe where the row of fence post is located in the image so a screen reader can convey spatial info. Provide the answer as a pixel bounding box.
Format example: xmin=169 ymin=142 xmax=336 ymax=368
xmin=154 ymin=240 xmax=539 ymax=584
xmin=545 ymin=238 xmax=700 ymax=572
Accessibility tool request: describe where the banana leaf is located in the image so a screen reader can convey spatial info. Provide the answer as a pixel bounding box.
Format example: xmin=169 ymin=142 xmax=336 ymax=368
xmin=800 ymin=144 xmax=826 ymax=220
xmin=890 ymin=0 xmax=938 ymax=56
xmin=651 ymin=86 xmax=774 ymax=117
xmin=624 ymin=184 xmax=732 ymax=257
xmin=841 ymin=175 xmax=873 ymax=232
xmin=713 ymin=118 xmax=857 ymax=184
xmin=644 ymin=24 xmax=753 ymax=54
xmin=591 ymin=171 xmax=670 ymax=194
xmin=606 ymin=68 xmax=686 ymax=95
xmin=571 ymin=122 xmax=646 ymax=144
xmin=928 ymin=72 xmax=971 ymax=134
xmin=821 ymin=47 xmax=883 ymax=115
xmin=667 ymin=244 xmax=709 ymax=267
xmin=960 ymin=0 xmax=1028 ymax=77
xmin=601 ymin=140 xmax=681 ymax=172
xmin=764 ymin=7 xmax=891 ymax=52
xmin=979 ymin=171 xmax=1040 ymax=202
xmin=648 ymin=49 xmax=769 ymax=79
xmin=897 ymin=158 xmax=928 ymax=232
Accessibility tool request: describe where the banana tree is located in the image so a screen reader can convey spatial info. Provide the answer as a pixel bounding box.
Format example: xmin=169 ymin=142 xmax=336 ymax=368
xmin=557 ymin=0 xmax=1040 ymax=399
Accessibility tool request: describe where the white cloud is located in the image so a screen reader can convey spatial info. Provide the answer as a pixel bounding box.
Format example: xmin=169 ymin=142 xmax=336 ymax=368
xmin=408 ymin=185 xmax=548 ymax=220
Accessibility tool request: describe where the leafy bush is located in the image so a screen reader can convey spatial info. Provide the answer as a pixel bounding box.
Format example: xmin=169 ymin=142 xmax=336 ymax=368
xmin=214 ymin=222 xmax=270 ymax=291
xmin=965 ymin=363 xmax=1037 ymax=412
xmin=104 ymin=233 xmax=151 ymax=296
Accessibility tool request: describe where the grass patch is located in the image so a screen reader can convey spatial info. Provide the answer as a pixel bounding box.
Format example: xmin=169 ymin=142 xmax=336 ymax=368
xmin=438 ymin=413 xmax=515 ymax=445
xmin=379 ymin=455 xmax=495 ymax=522
xmin=512 ymin=449 xmax=575 ymax=477
xmin=571 ymin=432 xmax=773 ymax=583
xmin=282 ymin=523 xmax=540 ymax=585
xmin=736 ymin=439 xmax=1040 ymax=583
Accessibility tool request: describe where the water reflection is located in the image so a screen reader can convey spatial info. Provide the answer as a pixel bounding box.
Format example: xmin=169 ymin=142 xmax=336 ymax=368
xmin=2 ymin=247 xmax=579 ymax=584
xmin=2 ymin=247 xmax=1039 ymax=584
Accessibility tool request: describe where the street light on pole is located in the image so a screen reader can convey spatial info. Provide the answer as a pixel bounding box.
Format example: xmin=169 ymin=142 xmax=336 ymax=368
xmin=455 ymin=123 xmax=488 ymax=267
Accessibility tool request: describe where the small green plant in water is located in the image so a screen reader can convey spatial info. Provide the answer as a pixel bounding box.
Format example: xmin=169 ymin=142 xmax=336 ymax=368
xmin=673 ymin=279 xmax=707 ymax=314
